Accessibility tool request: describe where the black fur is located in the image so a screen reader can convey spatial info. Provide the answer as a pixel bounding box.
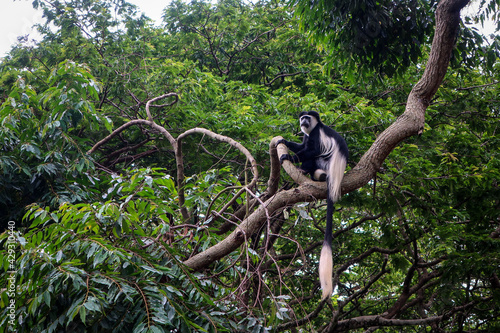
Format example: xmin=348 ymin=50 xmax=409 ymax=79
xmin=278 ymin=111 xmax=348 ymax=299
xmin=277 ymin=111 xmax=348 ymax=179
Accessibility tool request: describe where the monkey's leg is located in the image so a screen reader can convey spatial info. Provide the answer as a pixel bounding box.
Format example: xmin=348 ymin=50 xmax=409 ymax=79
xmin=313 ymin=169 xmax=327 ymax=182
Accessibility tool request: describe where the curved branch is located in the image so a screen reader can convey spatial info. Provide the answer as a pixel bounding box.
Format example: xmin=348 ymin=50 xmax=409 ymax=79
xmin=145 ymin=93 xmax=179 ymax=121
xmin=89 ymin=93 xmax=179 ymax=156
xmin=177 ymin=127 xmax=260 ymax=221
xmin=88 ymin=93 xmax=187 ymax=218
xmin=88 ymin=119 xmax=176 ymax=154
xmin=177 ymin=127 xmax=259 ymax=189
xmin=88 ymin=119 xmax=153 ymax=155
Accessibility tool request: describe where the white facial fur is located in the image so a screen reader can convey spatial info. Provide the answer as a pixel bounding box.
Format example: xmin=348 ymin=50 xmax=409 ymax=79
xmin=300 ymin=115 xmax=318 ymax=135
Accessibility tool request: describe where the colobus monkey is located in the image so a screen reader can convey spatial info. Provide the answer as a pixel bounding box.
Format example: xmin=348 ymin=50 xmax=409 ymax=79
xmin=277 ymin=111 xmax=348 ymax=300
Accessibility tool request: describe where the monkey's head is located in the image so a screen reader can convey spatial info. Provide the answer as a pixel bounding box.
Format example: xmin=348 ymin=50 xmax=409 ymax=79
xmin=299 ymin=111 xmax=320 ymax=135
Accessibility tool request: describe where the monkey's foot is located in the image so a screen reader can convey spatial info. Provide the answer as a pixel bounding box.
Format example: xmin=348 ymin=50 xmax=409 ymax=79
xmin=313 ymin=169 xmax=327 ymax=182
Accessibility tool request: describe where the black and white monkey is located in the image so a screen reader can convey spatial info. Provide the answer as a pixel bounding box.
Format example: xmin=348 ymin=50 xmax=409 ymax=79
xmin=277 ymin=111 xmax=348 ymax=300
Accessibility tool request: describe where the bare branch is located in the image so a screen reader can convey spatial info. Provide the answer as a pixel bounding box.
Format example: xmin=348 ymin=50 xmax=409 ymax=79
xmin=145 ymin=93 xmax=179 ymax=121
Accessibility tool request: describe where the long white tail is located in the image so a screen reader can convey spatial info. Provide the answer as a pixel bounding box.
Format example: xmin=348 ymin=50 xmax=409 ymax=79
xmin=319 ymin=241 xmax=333 ymax=299
xmin=319 ymin=150 xmax=346 ymax=300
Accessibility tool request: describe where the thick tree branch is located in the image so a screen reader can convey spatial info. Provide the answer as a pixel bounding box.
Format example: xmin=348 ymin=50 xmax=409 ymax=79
xmin=181 ymin=0 xmax=471 ymax=293
xmin=341 ymin=0 xmax=470 ymax=193
xmin=266 ymin=137 xmax=284 ymax=196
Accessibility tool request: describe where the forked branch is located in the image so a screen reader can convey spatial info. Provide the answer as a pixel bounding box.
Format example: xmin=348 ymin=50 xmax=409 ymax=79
xmin=88 ymin=93 xmax=258 ymax=221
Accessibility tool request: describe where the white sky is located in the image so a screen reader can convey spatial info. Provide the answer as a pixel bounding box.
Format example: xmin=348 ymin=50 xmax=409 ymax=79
xmin=0 ymin=0 xmax=167 ymax=57
xmin=0 ymin=0 xmax=497 ymax=58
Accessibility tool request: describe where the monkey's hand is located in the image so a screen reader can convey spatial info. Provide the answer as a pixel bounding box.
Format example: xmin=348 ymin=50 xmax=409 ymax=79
xmin=279 ymin=153 xmax=298 ymax=165
xmin=276 ymin=139 xmax=288 ymax=147
xmin=277 ymin=139 xmax=299 ymax=164
xmin=279 ymin=154 xmax=290 ymax=164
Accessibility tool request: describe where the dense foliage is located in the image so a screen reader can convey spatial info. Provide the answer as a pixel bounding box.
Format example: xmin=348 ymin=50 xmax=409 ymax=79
xmin=0 ymin=0 xmax=499 ymax=332
xmin=292 ymin=0 xmax=500 ymax=78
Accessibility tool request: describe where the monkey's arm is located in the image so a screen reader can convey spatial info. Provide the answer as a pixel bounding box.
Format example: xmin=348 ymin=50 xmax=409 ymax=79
xmin=276 ymin=138 xmax=304 ymax=153
xmin=291 ymin=135 xmax=322 ymax=161
xmin=277 ymin=138 xmax=306 ymax=164
xmin=277 ymin=137 xmax=321 ymax=165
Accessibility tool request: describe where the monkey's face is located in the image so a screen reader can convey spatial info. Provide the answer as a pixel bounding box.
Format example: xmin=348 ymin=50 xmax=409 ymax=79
xmin=300 ymin=114 xmax=318 ymax=135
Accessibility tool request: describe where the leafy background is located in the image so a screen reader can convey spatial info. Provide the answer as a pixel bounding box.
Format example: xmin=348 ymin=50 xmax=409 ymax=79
xmin=0 ymin=0 xmax=499 ymax=332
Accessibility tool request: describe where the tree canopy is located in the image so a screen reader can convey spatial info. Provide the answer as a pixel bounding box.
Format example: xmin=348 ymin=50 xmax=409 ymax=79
xmin=0 ymin=0 xmax=499 ymax=332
